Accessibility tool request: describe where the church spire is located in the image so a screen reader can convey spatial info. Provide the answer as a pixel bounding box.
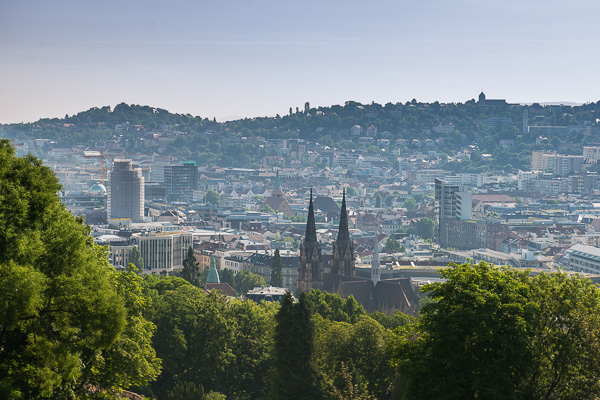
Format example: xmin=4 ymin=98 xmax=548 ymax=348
xmin=305 ymin=189 xmax=317 ymax=243
xmin=371 ymin=238 xmax=380 ymax=285
xmin=337 ymin=188 xmax=350 ymax=242
xmin=274 ymin=169 xmax=282 ymax=197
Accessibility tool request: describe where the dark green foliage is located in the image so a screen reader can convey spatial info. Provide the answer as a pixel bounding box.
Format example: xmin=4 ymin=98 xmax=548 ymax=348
xmin=391 ymin=262 xmax=600 ymax=400
xmin=403 ymin=197 xmax=417 ymax=210
xmin=147 ymin=283 xmax=277 ymax=400
xmin=219 ymin=268 xmax=235 ymax=288
xmin=270 ymin=249 xmax=283 ymax=287
xmin=167 ymin=381 xmax=205 ymax=400
xmin=234 ymin=270 xmax=266 ymax=295
xmin=205 ymin=190 xmax=220 ymax=205
xmin=181 ymin=247 xmax=200 ymax=286
xmin=0 ymin=140 xmax=160 ymax=398
xmin=317 ymin=316 xmax=393 ymax=400
xmin=375 ymin=193 xmax=382 ymax=208
xmin=415 ymin=217 xmax=435 ymax=240
xmin=383 ymin=238 xmax=402 ymax=253
xmin=268 ymin=291 xmax=322 ymax=400
xmin=129 ymin=246 xmax=145 ymax=271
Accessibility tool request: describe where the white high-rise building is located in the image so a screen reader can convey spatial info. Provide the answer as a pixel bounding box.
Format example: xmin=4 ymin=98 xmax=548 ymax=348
xmin=107 ymin=159 xmax=144 ymax=222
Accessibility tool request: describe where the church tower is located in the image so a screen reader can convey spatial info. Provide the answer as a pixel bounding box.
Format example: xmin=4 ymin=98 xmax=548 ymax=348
xmin=331 ymin=188 xmax=355 ymax=277
xmin=274 ymin=169 xmax=283 ymax=198
xmin=371 ymin=238 xmax=381 ymax=285
xmin=297 ymin=190 xmax=322 ymax=293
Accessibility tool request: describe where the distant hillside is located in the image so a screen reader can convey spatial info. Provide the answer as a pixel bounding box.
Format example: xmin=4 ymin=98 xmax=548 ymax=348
xmin=3 ymin=98 xmax=600 ymax=171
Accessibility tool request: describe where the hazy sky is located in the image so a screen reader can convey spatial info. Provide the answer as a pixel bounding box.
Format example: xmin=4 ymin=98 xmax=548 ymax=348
xmin=1 ymin=0 xmax=599 ymax=123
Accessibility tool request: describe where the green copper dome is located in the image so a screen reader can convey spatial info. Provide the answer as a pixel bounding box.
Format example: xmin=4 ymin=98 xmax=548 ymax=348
xmin=207 ymin=259 xmax=220 ymax=283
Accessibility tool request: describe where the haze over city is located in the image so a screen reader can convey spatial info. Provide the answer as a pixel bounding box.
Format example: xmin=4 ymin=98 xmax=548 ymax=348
xmin=2 ymin=0 xmax=600 ymax=124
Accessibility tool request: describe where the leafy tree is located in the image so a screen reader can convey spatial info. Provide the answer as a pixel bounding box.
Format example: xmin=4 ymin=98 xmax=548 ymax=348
xmin=403 ymin=197 xmax=417 ymax=210
xmin=261 ymin=204 xmax=276 ymax=213
xmin=219 ymin=268 xmax=235 ymax=288
xmin=345 ymin=187 xmax=357 ymax=197
xmin=316 ymin=316 xmax=393 ymax=399
xmin=306 ymin=290 xmax=366 ymax=324
xmin=129 ymin=246 xmax=145 ymax=271
xmin=181 ymin=246 xmax=200 ymax=286
xmin=205 ymin=190 xmax=220 ymax=205
xmin=167 ymin=381 xmax=205 ymax=400
xmin=391 ymin=262 xmax=600 ymax=400
xmin=149 ymin=287 xmax=235 ymax=398
xmin=268 ymin=291 xmax=322 ymax=400
xmin=375 ymin=193 xmax=382 ymax=208
xmin=385 ymin=194 xmax=395 ymax=207
xmin=515 ymin=196 xmax=523 ymax=205
xmin=415 ymin=217 xmax=435 ymax=240
xmin=270 ymin=249 xmax=284 ymax=287
xmin=383 ymin=238 xmax=402 ymax=253
xmin=234 ymin=270 xmax=266 ymax=295
xmin=0 ymin=140 xmax=159 ymax=398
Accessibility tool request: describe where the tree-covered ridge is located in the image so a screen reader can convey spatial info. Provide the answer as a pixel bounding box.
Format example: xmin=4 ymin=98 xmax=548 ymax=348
xmin=5 ymin=98 xmax=600 ymax=170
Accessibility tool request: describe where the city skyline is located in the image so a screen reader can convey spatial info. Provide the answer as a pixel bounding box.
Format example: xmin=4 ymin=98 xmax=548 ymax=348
xmin=2 ymin=0 xmax=600 ymax=124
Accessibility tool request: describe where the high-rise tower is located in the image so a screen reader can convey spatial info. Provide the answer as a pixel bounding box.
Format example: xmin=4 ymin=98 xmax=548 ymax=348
xmin=297 ymin=190 xmax=322 ymax=293
xmin=331 ymin=188 xmax=355 ymax=277
xmin=164 ymin=162 xmax=198 ymax=203
xmin=107 ymin=159 xmax=144 ymax=222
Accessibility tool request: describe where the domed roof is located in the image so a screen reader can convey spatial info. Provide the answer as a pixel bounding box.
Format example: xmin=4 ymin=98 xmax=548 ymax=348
xmin=90 ymin=183 xmax=107 ymax=193
xmin=206 ymin=264 xmax=220 ymax=284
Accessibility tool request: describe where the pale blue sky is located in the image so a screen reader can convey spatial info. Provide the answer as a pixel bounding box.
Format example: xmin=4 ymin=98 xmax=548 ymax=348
xmin=1 ymin=0 xmax=599 ymax=123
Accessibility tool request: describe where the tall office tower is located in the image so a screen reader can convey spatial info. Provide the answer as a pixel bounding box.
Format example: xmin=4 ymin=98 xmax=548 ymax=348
xmin=164 ymin=161 xmax=198 ymax=203
xmin=435 ymin=178 xmax=472 ymax=247
xmin=331 ymin=189 xmax=355 ymax=277
xmin=522 ymin=107 xmax=529 ymax=134
xmin=297 ymin=190 xmax=323 ymax=293
xmin=107 ymin=159 xmax=144 ymax=222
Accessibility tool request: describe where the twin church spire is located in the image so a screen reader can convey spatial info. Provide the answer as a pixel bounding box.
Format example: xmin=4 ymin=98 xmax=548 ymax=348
xmin=297 ymin=188 xmax=355 ymax=293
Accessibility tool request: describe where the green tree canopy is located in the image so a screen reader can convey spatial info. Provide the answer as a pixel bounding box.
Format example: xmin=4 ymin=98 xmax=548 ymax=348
xmin=234 ymin=270 xmax=266 ymax=295
xmin=375 ymin=193 xmax=382 ymax=208
xmin=129 ymin=246 xmax=145 ymax=271
xmin=391 ymin=262 xmax=600 ymax=400
xmin=205 ymin=190 xmax=220 ymax=205
xmin=383 ymin=238 xmax=402 ymax=253
xmin=415 ymin=217 xmax=435 ymax=240
xmin=0 ymin=140 xmax=160 ymax=398
xmin=268 ymin=291 xmax=322 ymax=400
xmin=181 ymin=246 xmax=200 ymax=286
xmin=403 ymin=197 xmax=417 ymax=210
xmin=270 ymin=249 xmax=284 ymax=287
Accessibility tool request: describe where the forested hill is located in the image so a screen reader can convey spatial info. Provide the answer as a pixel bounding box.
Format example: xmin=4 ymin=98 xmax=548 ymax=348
xmin=4 ymin=98 xmax=600 ymax=171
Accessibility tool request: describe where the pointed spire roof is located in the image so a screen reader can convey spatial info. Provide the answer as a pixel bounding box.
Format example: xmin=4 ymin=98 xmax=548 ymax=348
xmin=207 ymin=257 xmax=220 ymax=283
xmin=305 ymin=189 xmax=317 ymax=243
xmin=337 ymin=188 xmax=350 ymax=242
xmin=274 ymin=169 xmax=281 ymax=195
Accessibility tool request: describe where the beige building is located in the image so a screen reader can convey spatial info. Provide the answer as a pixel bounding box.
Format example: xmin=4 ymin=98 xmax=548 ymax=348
xmin=131 ymin=231 xmax=193 ymax=274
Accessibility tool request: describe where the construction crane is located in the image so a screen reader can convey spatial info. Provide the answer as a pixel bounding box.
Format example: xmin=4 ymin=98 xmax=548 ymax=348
xmin=83 ymin=149 xmax=106 ymax=185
